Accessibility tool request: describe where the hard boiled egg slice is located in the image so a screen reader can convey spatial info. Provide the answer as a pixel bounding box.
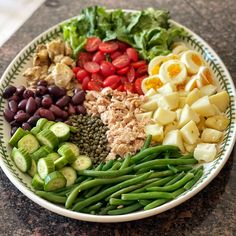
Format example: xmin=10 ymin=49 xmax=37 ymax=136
xmin=141 ymin=75 xmax=163 ymax=94
xmin=181 ymin=50 xmax=204 ymax=74
xmin=197 ymin=66 xmax=214 ymax=85
xmin=185 ymin=75 xmax=199 ymax=92
xmin=159 ymin=59 xmax=187 ymax=85
xmin=172 ymin=42 xmax=189 ymax=55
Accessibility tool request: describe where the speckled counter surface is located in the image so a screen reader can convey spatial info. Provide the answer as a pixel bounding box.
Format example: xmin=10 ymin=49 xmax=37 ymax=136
xmin=0 ymin=0 xmax=235 ymax=235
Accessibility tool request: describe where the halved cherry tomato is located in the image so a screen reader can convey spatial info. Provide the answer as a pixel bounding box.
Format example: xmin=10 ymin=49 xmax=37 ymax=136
xmin=124 ymin=82 xmax=135 ymax=93
xmin=131 ymin=60 xmax=146 ymax=69
xmin=117 ymin=66 xmax=129 ymax=75
xmin=126 ymin=48 xmax=139 ymax=62
xmin=136 ymin=64 xmax=148 ymax=75
xmin=99 ymin=41 xmax=119 ymax=53
xmin=134 ymin=77 xmax=145 ymax=95
xmin=91 ymin=74 xmax=103 ymax=86
xmin=116 ymin=84 xmax=125 ymax=92
xmin=103 ymin=75 xmax=121 ymax=87
xmin=112 ymin=55 xmax=130 ymax=69
xmin=76 ymin=69 xmax=89 ymax=82
xmin=77 ymin=52 xmax=93 ymax=68
xmin=87 ymin=81 xmax=102 ymax=91
xmin=117 ymin=41 xmax=129 ymax=51
xmin=84 ymin=61 xmax=100 ymax=73
xmin=127 ymin=66 xmax=135 ymax=83
xmin=72 ymin=67 xmax=80 ymax=75
xmin=92 ymin=51 xmax=105 ymax=63
xmin=110 ymin=51 xmax=122 ymax=60
xmin=85 ymin=37 xmax=102 ymax=52
xmin=82 ymin=76 xmax=90 ymax=90
xmin=100 ymin=61 xmax=115 ymax=77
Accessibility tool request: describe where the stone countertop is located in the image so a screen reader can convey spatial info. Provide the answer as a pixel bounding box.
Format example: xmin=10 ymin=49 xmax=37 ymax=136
xmin=0 ymin=0 xmax=235 ymax=235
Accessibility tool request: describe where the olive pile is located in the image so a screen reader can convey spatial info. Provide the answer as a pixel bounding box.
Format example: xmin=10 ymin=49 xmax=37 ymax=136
xmin=2 ymin=81 xmax=86 ymax=135
xmin=69 ymin=114 xmax=110 ymax=164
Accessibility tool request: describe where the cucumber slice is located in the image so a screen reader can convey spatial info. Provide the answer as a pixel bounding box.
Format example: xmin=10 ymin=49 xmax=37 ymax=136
xmin=11 ymin=147 xmax=32 ymax=172
xmin=44 ymin=171 xmax=66 ymax=191
xmin=37 ymin=129 xmax=59 ymax=150
xmin=50 ymin=122 xmax=70 ymax=142
xmin=43 ymin=121 xmax=56 ymax=130
xmin=47 ymin=152 xmax=60 ymax=162
xmin=61 ymin=142 xmax=80 ymax=157
xmin=37 ymin=157 xmax=55 ymax=179
xmin=28 ymin=159 xmax=37 ymax=177
xmin=30 ymin=127 xmax=41 ymax=135
xmin=57 ymin=144 xmax=77 ymax=164
xmin=36 ymin=118 xmax=48 ymax=129
xmin=32 ymin=174 xmax=44 ymax=190
xmin=54 ymin=156 xmax=68 ymax=170
xmin=9 ymin=127 xmax=26 ymax=147
xmin=71 ymin=155 xmax=92 ymax=171
xmin=59 ymin=166 xmax=77 ymax=186
xmin=32 ymin=146 xmax=52 ymax=161
xmin=18 ymin=134 xmax=40 ymax=154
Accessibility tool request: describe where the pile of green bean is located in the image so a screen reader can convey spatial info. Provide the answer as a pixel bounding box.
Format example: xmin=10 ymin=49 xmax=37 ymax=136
xmin=36 ymin=135 xmax=203 ymax=215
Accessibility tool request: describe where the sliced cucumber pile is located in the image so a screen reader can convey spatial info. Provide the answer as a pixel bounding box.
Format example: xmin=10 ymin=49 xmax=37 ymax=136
xmin=9 ymin=118 xmax=93 ymax=192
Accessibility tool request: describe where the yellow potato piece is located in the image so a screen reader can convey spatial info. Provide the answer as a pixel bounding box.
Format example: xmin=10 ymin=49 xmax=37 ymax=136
xmin=205 ymin=115 xmax=230 ymax=131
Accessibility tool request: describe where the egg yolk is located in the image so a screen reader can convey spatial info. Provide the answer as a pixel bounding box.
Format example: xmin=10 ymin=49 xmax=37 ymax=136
xmin=167 ymin=64 xmax=181 ymax=78
xmin=145 ymin=78 xmax=163 ymax=90
xmin=192 ymin=54 xmax=202 ymax=66
xmin=203 ymin=69 xmax=213 ymax=83
xmin=151 ymin=65 xmax=160 ymax=75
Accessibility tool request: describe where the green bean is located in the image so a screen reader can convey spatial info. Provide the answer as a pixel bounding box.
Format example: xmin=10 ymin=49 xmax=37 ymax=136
xmin=149 ymin=170 xmax=175 ymax=179
xmin=131 ymin=145 xmax=179 ymax=163
xmin=180 ymin=153 xmax=194 ymax=159
xmin=110 ymin=161 xmax=121 ymax=170
xmin=75 ymin=176 xmax=87 ymax=184
xmin=140 ymin=134 xmax=152 ymax=151
xmin=102 ymin=160 xmax=114 ymax=171
xmin=36 ymin=191 xmax=67 ymax=204
xmin=165 ymin=172 xmax=185 ymax=186
xmin=99 ymin=205 xmax=117 ymax=215
xmin=137 ymin=153 xmax=159 ymax=164
xmin=109 ymin=198 xmax=135 ymax=206
xmin=72 ymin=172 xmax=152 ymax=211
xmin=121 ymin=192 xmax=174 ymax=200
xmin=107 ymin=203 xmax=142 ymax=215
xmin=184 ymin=168 xmax=203 ymax=190
xmin=120 ymin=155 xmax=131 ymax=169
xmin=147 ymin=173 xmax=194 ymax=192
xmin=136 ymin=165 xmax=168 ymax=174
xmin=66 ymin=175 xmax=136 ymax=209
xmin=133 ymin=158 xmax=197 ymax=171
xmin=84 ymin=186 xmax=102 ymax=198
xmin=81 ymin=202 xmax=103 ymax=213
xmin=174 ymin=165 xmax=193 ymax=172
xmin=172 ymin=187 xmax=186 ymax=198
xmin=167 ymin=164 xmax=179 ymax=173
xmin=139 ymin=199 xmax=152 ymax=206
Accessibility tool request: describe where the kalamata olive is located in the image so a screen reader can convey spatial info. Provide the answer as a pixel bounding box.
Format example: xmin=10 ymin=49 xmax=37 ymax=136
xmin=26 ymin=97 xmax=37 ymax=114
xmin=35 ymin=86 xmax=48 ymax=96
xmin=16 ymin=110 xmax=24 ymax=115
xmin=22 ymin=122 xmax=31 ymax=130
xmin=3 ymin=108 xmax=14 ymax=122
xmin=56 ymin=95 xmax=70 ymax=108
xmin=10 ymin=120 xmax=21 ymax=128
xmin=9 ymin=95 xmax=20 ymax=102
xmin=27 ymin=115 xmax=40 ymax=126
xmin=39 ymin=108 xmax=55 ymax=121
xmin=18 ymin=99 xmax=28 ymax=110
xmin=41 ymin=96 xmax=53 ymax=108
xmin=14 ymin=112 xmax=30 ymax=123
xmin=23 ymin=89 xmax=34 ymax=99
xmin=72 ymin=91 xmax=85 ymax=105
xmin=15 ymin=86 xmax=26 ymax=97
xmin=8 ymin=100 xmax=18 ymax=113
xmin=76 ymin=105 xmax=86 ymax=115
xmin=74 ymin=88 xmax=82 ymax=94
xmin=37 ymin=80 xmax=48 ymax=87
xmin=62 ymin=111 xmax=68 ymax=120
xmin=48 ymin=85 xmax=66 ymax=98
xmin=35 ymin=97 xmax=41 ymax=107
xmin=11 ymin=127 xmax=18 ymax=136
xmin=49 ymin=105 xmax=63 ymax=118
xmin=65 ymin=120 xmax=72 ymax=125
xmin=68 ymin=103 xmax=76 ymax=115
xmin=2 ymin=85 xmax=16 ymax=99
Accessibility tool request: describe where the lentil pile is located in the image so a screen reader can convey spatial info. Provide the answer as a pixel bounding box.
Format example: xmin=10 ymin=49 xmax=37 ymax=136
xmin=69 ymin=114 xmax=110 ymax=165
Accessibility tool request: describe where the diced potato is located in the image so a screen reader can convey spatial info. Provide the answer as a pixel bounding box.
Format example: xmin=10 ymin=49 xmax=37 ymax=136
xmin=184 ymin=142 xmax=197 ymax=153
xmin=157 ymin=82 xmax=176 ymax=94
xmin=149 ymin=94 xmax=162 ymax=101
xmin=164 ymin=122 xmax=178 ymax=136
xmin=176 ymin=109 xmax=182 ymax=122
xmin=212 ymin=104 xmax=221 ymax=115
xmin=200 ymin=84 xmax=217 ymax=96
xmin=178 ymin=104 xmax=200 ymax=128
xmin=141 ymin=100 xmax=158 ymax=111
xmin=145 ymin=88 xmax=156 ymax=97
xmin=163 ymin=130 xmax=185 ymax=152
xmin=157 ymin=92 xmax=179 ymax=110
xmin=209 ymin=91 xmax=230 ymax=112
xmin=197 ymin=116 xmax=206 ymax=132
xmin=194 ymin=143 xmax=217 ymax=162
xmin=135 ymin=112 xmax=153 ymax=121
xmin=205 ymin=115 xmax=230 ymax=131
xmin=180 ymin=120 xmax=200 ymax=144
xmin=191 ymin=96 xmax=216 ymax=117
xmin=201 ymin=128 xmax=223 ymax=143
xmin=179 ymin=97 xmax=186 ymax=108
xmin=145 ymin=124 xmax=163 ymax=142
xmin=153 ymin=108 xmax=176 ymax=125
xmin=186 ymin=88 xmax=202 ymax=105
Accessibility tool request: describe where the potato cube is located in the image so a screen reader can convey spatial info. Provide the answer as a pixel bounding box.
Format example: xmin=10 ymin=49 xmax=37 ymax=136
xmin=205 ymin=115 xmax=230 ymax=131
xmin=186 ymin=88 xmax=202 ymax=105
xmin=144 ymin=124 xmax=163 ymax=142
xmin=180 ymin=120 xmax=200 ymax=144
xmin=184 ymin=142 xmax=197 ymax=153
xmin=200 ymin=84 xmax=217 ymax=96
xmin=141 ymin=100 xmax=158 ymax=111
xmin=197 ymin=116 xmax=206 ymax=132
xmin=191 ymin=96 xmax=215 ymax=117
xmin=179 ymin=97 xmax=186 ymax=108
xmin=145 ymin=88 xmax=156 ymax=97
xmin=163 ymin=130 xmax=185 ymax=152
xmin=201 ymin=128 xmax=223 ymax=143
xmin=157 ymin=92 xmax=179 ymax=110
xmin=194 ymin=143 xmax=217 ymax=162
xmin=157 ymin=82 xmax=176 ymax=94
xmin=164 ymin=122 xmax=178 ymax=136
xmin=153 ymin=108 xmax=176 ymax=125
xmin=209 ymin=91 xmax=230 ymax=112
xmin=135 ymin=112 xmax=153 ymax=121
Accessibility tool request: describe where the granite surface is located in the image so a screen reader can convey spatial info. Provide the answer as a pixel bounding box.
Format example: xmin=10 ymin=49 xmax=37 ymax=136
xmin=0 ymin=0 xmax=235 ymax=235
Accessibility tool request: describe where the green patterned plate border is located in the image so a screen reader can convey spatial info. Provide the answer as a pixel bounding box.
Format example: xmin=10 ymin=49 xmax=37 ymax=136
xmin=0 ymin=13 xmax=235 ymax=222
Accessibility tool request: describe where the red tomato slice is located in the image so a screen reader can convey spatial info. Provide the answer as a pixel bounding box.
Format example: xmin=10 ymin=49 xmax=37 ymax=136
xmin=85 ymin=37 xmax=102 ymax=52
xmin=99 ymin=41 xmax=119 ymax=53
xmin=87 ymin=81 xmax=102 ymax=91
xmin=112 ymin=55 xmax=130 ymax=69
xmin=120 ymin=76 xmax=128 ymax=84
xmin=92 ymin=51 xmax=105 ymax=63
xmin=136 ymin=64 xmax=148 ymax=75
xmin=117 ymin=66 xmax=129 ymax=75
xmin=117 ymin=41 xmax=129 ymax=51
xmin=103 ymin=75 xmax=121 ymax=87
xmin=91 ymin=74 xmax=103 ymax=86
xmin=131 ymin=60 xmax=146 ymax=69
xmin=84 ymin=61 xmax=100 ymax=73
xmin=116 ymin=84 xmax=125 ymax=92
xmin=82 ymin=76 xmax=90 ymax=90
xmin=77 ymin=52 xmax=93 ymax=68
xmin=134 ymin=77 xmax=145 ymax=95
xmin=127 ymin=66 xmax=135 ymax=83
xmin=110 ymin=51 xmax=122 ymax=60
xmin=72 ymin=67 xmax=80 ymax=75
xmin=100 ymin=61 xmax=115 ymax=77
xmin=124 ymin=82 xmax=135 ymax=93
xmin=76 ymin=69 xmax=89 ymax=82
xmin=126 ymin=48 xmax=139 ymax=62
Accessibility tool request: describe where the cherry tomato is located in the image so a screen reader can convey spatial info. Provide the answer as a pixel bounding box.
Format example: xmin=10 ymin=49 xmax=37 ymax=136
xmin=127 ymin=66 xmax=135 ymax=83
xmin=120 ymin=76 xmax=128 ymax=84
xmin=103 ymin=75 xmax=121 ymax=87
xmin=126 ymin=48 xmax=139 ymax=62
xmin=91 ymin=74 xmax=103 ymax=86
xmin=92 ymin=51 xmax=105 ymax=63
xmin=87 ymin=81 xmax=102 ymax=91
xmin=76 ymin=69 xmax=89 ymax=82
xmin=117 ymin=66 xmax=129 ymax=75
xmin=110 ymin=51 xmax=122 ymax=60
xmin=136 ymin=64 xmax=148 ymax=75
xmin=99 ymin=41 xmax=119 ymax=53
xmin=116 ymin=84 xmax=125 ymax=92
xmin=84 ymin=61 xmax=100 ymax=73
xmin=72 ymin=67 xmax=80 ymax=75
xmin=82 ymin=76 xmax=90 ymax=90
xmin=117 ymin=41 xmax=129 ymax=51
xmin=134 ymin=77 xmax=145 ymax=95
xmin=100 ymin=61 xmax=115 ymax=77
xmin=112 ymin=55 xmax=130 ymax=69
xmin=131 ymin=60 xmax=146 ymax=69
xmin=124 ymin=82 xmax=135 ymax=93
xmin=85 ymin=37 xmax=102 ymax=52
xmin=77 ymin=52 xmax=93 ymax=68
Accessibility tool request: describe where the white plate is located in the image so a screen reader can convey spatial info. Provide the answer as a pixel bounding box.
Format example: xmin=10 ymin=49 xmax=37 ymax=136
xmin=0 ymin=11 xmax=235 ymax=222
